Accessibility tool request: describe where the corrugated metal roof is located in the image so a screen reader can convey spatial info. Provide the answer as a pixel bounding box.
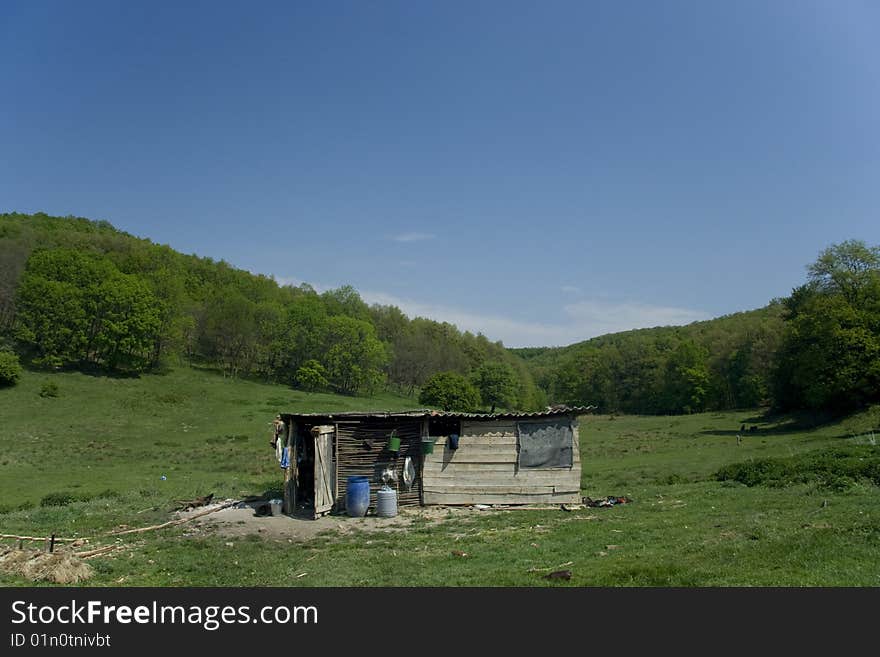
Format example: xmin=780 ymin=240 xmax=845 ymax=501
xmin=280 ymin=405 xmax=595 ymax=422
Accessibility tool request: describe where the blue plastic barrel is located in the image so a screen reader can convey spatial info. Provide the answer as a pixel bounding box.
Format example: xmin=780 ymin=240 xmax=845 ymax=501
xmin=346 ymin=476 xmax=371 ymax=517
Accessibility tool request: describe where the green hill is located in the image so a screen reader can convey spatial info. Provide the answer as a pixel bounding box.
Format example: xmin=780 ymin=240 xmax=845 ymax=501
xmin=511 ymin=304 xmax=786 ymax=414
xmin=3 ymin=213 xmax=878 ymax=417
xmin=1 ymin=214 xmax=879 ymax=586
xmin=2 ymin=369 xmax=878 ymax=585
xmin=0 ymin=365 xmax=416 ymax=510
xmin=0 ymin=211 xmax=542 ymax=409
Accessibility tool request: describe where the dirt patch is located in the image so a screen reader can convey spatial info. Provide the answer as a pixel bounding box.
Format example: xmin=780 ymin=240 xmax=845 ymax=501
xmin=180 ymin=502 xmax=502 ymax=543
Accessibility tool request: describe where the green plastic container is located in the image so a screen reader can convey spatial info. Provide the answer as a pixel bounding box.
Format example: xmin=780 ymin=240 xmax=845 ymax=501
xmin=421 ymin=439 xmax=435 ymax=455
xmin=388 ymin=434 xmax=401 ymax=452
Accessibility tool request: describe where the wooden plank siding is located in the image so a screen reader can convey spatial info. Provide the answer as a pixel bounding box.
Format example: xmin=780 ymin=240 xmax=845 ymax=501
xmin=422 ymin=417 xmax=581 ymax=505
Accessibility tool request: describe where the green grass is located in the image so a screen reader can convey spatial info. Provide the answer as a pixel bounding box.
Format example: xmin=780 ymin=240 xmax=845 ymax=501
xmin=0 ymin=366 xmax=415 ymax=511
xmin=2 ymin=368 xmax=880 ymax=586
xmin=716 ymin=444 xmax=880 ymax=490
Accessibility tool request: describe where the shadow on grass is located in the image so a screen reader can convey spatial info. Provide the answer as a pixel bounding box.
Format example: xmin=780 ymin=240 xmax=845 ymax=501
xmin=20 ymin=357 xmax=143 ymax=380
xmin=700 ymin=409 xmax=846 ymax=437
xmin=242 ymin=476 xmax=284 ymax=501
xmin=78 ymin=367 xmax=141 ymax=380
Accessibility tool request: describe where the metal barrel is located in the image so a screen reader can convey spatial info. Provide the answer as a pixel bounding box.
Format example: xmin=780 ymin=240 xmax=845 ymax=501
xmin=376 ymin=486 xmax=398 ymax=518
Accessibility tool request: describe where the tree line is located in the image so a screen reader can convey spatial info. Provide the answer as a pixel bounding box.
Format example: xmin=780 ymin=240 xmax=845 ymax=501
xmin=0 ymin=213 xmax=543 ymax=409
xmin=518 ymin=240 xmax=880 ymax=415
xmin=515 ymin=304 xmax=785 ymax=415
xmin=2 ymin=213 xmax=876 ymax=416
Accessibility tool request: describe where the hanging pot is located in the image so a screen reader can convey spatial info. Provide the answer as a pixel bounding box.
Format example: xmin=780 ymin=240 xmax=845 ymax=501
xmin=387 ymin=430 xmax=401 ymax=452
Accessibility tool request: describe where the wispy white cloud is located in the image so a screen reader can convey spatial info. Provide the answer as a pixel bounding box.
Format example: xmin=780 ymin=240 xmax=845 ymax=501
xmin=561 ymin=285 xmax=582 ymax=295
xmin=561 ymin=299 xmax=710 ymax=340
xmin=360 ymin=291 xmax=711 ymax=348
xmin=274 ymin=276 xmax=301 ymax=288
xmin=271 ymin=274 xmax=709 ymax=347
xmin=361 ymin=291 xmax=567 ymax=345
xmin=390 ymin=232 xmax=436 ymax=243
xmin=273 ymin=276 xmax=331 ymax=293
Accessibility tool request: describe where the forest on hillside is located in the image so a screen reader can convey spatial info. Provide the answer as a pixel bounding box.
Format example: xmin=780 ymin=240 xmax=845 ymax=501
xmin=514 ymin=239 xmax=880 ymax=415
xmin=0 ymin=212 xmax=542 ymax=410
xmin=1 ymin=213 xmax=878 ymax=416
xmin=513 ymin=304 xmax=786 ymax=415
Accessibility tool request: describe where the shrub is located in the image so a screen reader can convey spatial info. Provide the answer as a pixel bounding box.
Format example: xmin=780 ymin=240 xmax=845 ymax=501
xmin=39 ymin=381 xmax=59 ymax=398
xmin=0 ymin=501 xmax=36 ymax=514
xmin=715 ymin=445 xmax=880 ymax=490
xmin=657 ymin=473 xmax=689 ymax=485
xmin=85 ymin=489 xmax=121 ymax=502
xmin=40 ymin=491 xmax=77 ymax=507
xmin=0 ymin=351 xmax=22 ymax=386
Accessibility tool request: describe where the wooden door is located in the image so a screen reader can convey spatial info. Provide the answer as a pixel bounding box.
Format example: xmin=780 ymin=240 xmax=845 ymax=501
xmin=312 ymin=425 xmax=336 ymax=518
xmin=283 ymin=421 xmax=297 ymax=514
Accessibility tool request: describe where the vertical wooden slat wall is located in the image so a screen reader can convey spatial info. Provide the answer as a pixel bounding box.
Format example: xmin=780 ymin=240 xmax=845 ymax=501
xmin=335 ymin=419 xmax=423 ymax=510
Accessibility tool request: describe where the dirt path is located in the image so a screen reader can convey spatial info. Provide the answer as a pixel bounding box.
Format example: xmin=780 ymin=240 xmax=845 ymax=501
xmin=179 ymin=502 xmax=491 ymax=543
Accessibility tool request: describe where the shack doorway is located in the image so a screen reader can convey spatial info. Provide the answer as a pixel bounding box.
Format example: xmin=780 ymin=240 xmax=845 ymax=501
xmin=312 ymin=425 xmax=336 ymax=518
xmin=292 ymin=424 xmax=336 ymax=519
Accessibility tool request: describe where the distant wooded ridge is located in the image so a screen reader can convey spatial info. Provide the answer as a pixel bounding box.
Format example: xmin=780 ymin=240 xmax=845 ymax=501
xmin=1 ymin=212 xmax=878 ymax=416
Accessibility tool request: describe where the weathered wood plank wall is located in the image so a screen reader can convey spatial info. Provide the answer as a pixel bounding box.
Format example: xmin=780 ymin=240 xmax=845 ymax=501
xmin=422 ymin=417 xmax=581 ymax=505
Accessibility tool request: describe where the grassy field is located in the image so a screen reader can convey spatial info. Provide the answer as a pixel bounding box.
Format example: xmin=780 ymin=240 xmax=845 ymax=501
xmin=0 ymin=366 xmax=415 ymax=510
xmin=1 ymin=367 xmax=879 ymax=586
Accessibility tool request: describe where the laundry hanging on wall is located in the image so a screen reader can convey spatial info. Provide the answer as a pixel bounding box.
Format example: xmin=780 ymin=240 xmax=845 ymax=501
xmin=403 ymin=457 xmax=416 ymax=490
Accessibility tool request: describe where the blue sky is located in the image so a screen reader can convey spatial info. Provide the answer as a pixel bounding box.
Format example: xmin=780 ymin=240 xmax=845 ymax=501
xmin=2 ymin=1 xmax=879 ymax=346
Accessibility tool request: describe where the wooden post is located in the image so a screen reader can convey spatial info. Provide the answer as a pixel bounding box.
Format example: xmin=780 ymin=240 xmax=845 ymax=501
xmin=49 ymin=534 xmax=56 ymax=553
xmin=334 ymin=422 xmax=340 ymax=512
xmin=283 ymin=420 xmax=297 ymax=515
xmin=420 ymin=418 xmax=429 ymax=506
xmin=282 ymin=420 xmax=291 ymax=514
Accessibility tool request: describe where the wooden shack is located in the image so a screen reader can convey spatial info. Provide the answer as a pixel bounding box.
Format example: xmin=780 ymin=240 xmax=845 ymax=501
xmin=277 ymin=407 xmax=590 ymax=518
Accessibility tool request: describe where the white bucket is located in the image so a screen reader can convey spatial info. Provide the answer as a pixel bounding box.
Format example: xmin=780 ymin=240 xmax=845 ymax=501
xmin=269 ymin=499 xmax=283 ymax=516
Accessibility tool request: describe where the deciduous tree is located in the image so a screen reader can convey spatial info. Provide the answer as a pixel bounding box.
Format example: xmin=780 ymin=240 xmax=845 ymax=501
xmin=419 ymin=371 xmax=480 ymax=412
